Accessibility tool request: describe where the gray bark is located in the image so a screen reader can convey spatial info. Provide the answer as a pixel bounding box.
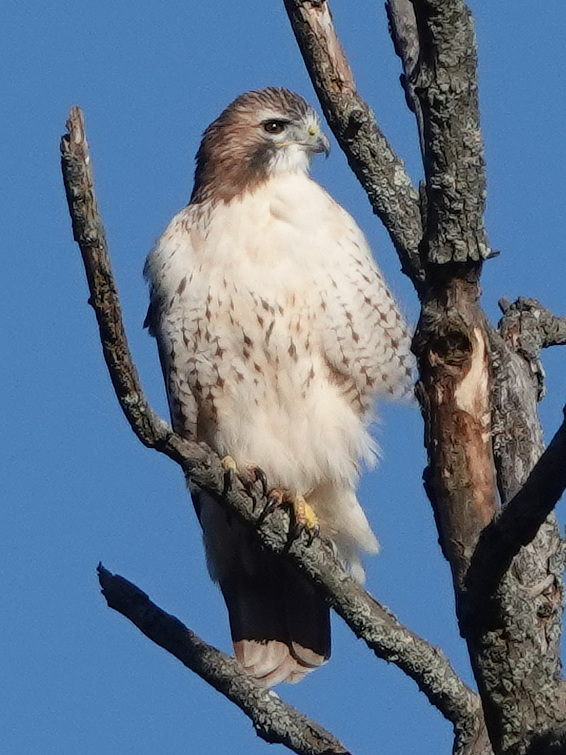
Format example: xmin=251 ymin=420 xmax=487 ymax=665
xmin=62 ymin=105 xmax=480 ymax=755
xmin=283 ymin=2 xmax=566 ymax=754
xmin=61 ymin=1 xmax=566 ymax=753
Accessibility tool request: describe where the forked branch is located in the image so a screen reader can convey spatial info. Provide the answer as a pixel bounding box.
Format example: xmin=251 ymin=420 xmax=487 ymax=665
xmin=61 ymin=0 xmax=566 ymax=751
xmin=61 ymin=106 xmax=481 ymax=746
xmin=467 ymin=408 xmax=566 ymax=600
xmin=283 ymin=0 xmax=424 ymax=288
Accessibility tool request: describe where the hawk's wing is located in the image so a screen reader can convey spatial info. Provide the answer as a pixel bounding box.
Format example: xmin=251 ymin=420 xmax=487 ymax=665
xmin=144 ymin=217 xmax=199 ymax=443
xmin=317 ymin=202 xmax=414 ymax=416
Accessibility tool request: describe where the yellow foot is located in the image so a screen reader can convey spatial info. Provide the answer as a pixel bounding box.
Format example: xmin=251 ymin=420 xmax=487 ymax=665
xmin=221 ymin=455 xmax=238 ymax=473
xmin=261 ymin=490 xmax=319 ymax=543
xmin=293 ymin=495 xmax=319 ymax=531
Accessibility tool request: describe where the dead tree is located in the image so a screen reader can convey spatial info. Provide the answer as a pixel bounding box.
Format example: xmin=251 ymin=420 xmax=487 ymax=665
xmin=61 ymin=1 xmax=566 ymax=754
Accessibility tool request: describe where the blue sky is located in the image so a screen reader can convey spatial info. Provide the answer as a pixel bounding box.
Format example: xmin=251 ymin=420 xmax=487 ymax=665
xmin=2 ymin=1 xmax=565 ymax=753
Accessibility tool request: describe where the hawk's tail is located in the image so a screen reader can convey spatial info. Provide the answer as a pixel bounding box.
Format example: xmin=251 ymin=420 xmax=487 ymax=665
xmin=219 ymin=558 xmax=330 ymax=686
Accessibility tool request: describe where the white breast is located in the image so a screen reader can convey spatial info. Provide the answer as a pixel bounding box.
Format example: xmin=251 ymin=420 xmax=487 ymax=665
xmin=146 ymin=173 xmax=402 ymax=560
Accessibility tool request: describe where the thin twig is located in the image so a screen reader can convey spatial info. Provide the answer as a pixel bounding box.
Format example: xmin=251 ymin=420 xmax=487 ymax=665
xmin=385 ymin=0 xmax=425 ymax=156
xmin=61 ymin=106 xmax=479 ymax=735
xmin=385 ymin=0 xmax=419 ymax=79
xmin=98 ymin=565 xmax=351 ymax=755
xmin=283 ymin=0 xmax=424 ymax=289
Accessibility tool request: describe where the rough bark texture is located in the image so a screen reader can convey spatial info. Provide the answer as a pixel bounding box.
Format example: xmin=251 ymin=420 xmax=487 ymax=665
xmin=414 ymin=269 xmax=497 ymax=587
xmin=62 ymin=1 xmax=566 ymax=753
xmin=283 ymin=0 xmax=424 ymax=289
xmin=62 ymin=106 xmax=481 ymax=753
xmin=384 ymin=2 xmax=566 ymax=754
xmin=98 ymin=566 xmax=351 ymax=755
xmin=410 ymin=0 xmax=491 ymax=265
xmin=404 ymin=0 xmax=498 ymax=595
xmin=460 ymin=316 xmax=566 ymax=755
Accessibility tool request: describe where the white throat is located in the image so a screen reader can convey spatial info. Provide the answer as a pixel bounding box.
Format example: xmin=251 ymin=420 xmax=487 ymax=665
xmin=267 ymin=144 xmax=311 ymax=176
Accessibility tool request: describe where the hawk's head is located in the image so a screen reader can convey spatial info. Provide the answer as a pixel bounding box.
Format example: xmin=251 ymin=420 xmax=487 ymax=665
xmin=191 ymin=88 xmax=330 ymax=204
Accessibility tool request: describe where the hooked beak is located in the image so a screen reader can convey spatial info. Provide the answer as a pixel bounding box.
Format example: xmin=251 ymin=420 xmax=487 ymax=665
xmin=305 ymin=126 xmax=331 ymax=157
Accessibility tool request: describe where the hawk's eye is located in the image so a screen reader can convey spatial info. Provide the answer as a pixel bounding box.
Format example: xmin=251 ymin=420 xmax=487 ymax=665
xmin=263 ymin=120 xmax=286 ymax=135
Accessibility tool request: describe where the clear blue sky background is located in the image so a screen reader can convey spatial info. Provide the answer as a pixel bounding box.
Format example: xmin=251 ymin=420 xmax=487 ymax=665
xmin=2 ymin=1 xmax=565 ymax=753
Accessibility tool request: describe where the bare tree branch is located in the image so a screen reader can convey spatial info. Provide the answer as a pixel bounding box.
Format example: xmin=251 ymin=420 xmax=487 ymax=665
xmin=406 ymin=0 xmax=496 ymax=588
xmin=498 ymin=297 xmax=566 ymax=401
xmin=385 ymin=0 xmax=426 ymax=158
xmin=282 ymin=0 xmax=424 ymax=289
xmin=277 ymin=11 xmax=496 ymax=749
xmin=463 ymin=314 xmax=566 ymax=755
xmin=97 ymin=565 xmax=351 ymax=755
xmin=410 ymin=0 xmax=490 ymax=265
xmin=393 ymin=3 xmax=566 ymax=752
xmin=60 ymin=107 xmax=169 ymax=450
xmin=467 ymin=299 xmax=566 ymax=598
xmin=385 ymin=0 xmax=419 ymax=79
xmin=457 ymin=305 xmax=565 ymax=755
xmin=467 ymin=303 xmax=566 ymax=754
xmin=386 ymin=1 xmax=566 ymax=752
xmin=61 ymin=106 xmax=482 ymax=742
xmin=282 ymin=2 xmax=566 ymax=753
xmin=415 ymin=299 xmax=497 ymax=588
xmin=498 ymin=298 xmax=566 ymax=351
xmin=467 ymin=406 xmax=566 ymax=600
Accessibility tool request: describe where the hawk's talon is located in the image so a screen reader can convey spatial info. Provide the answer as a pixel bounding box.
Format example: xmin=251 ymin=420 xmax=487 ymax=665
xmin=305 ymin=523 xmax=320 ymax=546
xmin=221 ymin=457 xmax=269 ymax=506
xmin=221 ymin=456 xmax=238 ymax=497
xmin=256 ymin=489 xmax=319 ymax=545
xmin=294 ymin=495 xmax=319 ymax=531
xmin=256 ymin=489 xmax=283 ymax=528
xmin=222 ymin=470 xmax=236 ymax=497
xmin=289 ymin=495 xmax=319 ymax=545
xmin=290 ymin=519 xmax=319 ymax=545
xmin=252 ymin=466 xmax=269 ymax=499
xmin=221 ymin=455 xmax=238 ymax=473
xmin=289 ymin=520 xmax=303 ymax=543
xmin=240 ymin=466 xmax=270 ymax=507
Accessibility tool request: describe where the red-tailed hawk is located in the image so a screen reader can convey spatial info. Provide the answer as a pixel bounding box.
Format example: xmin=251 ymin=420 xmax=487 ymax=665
xmin=145 ymin=88 xmax=413 ymax=686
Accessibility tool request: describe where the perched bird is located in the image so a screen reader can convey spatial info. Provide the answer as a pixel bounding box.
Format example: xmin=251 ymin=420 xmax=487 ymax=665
xmin=144 ymin=88 xmax=413 ymax=686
